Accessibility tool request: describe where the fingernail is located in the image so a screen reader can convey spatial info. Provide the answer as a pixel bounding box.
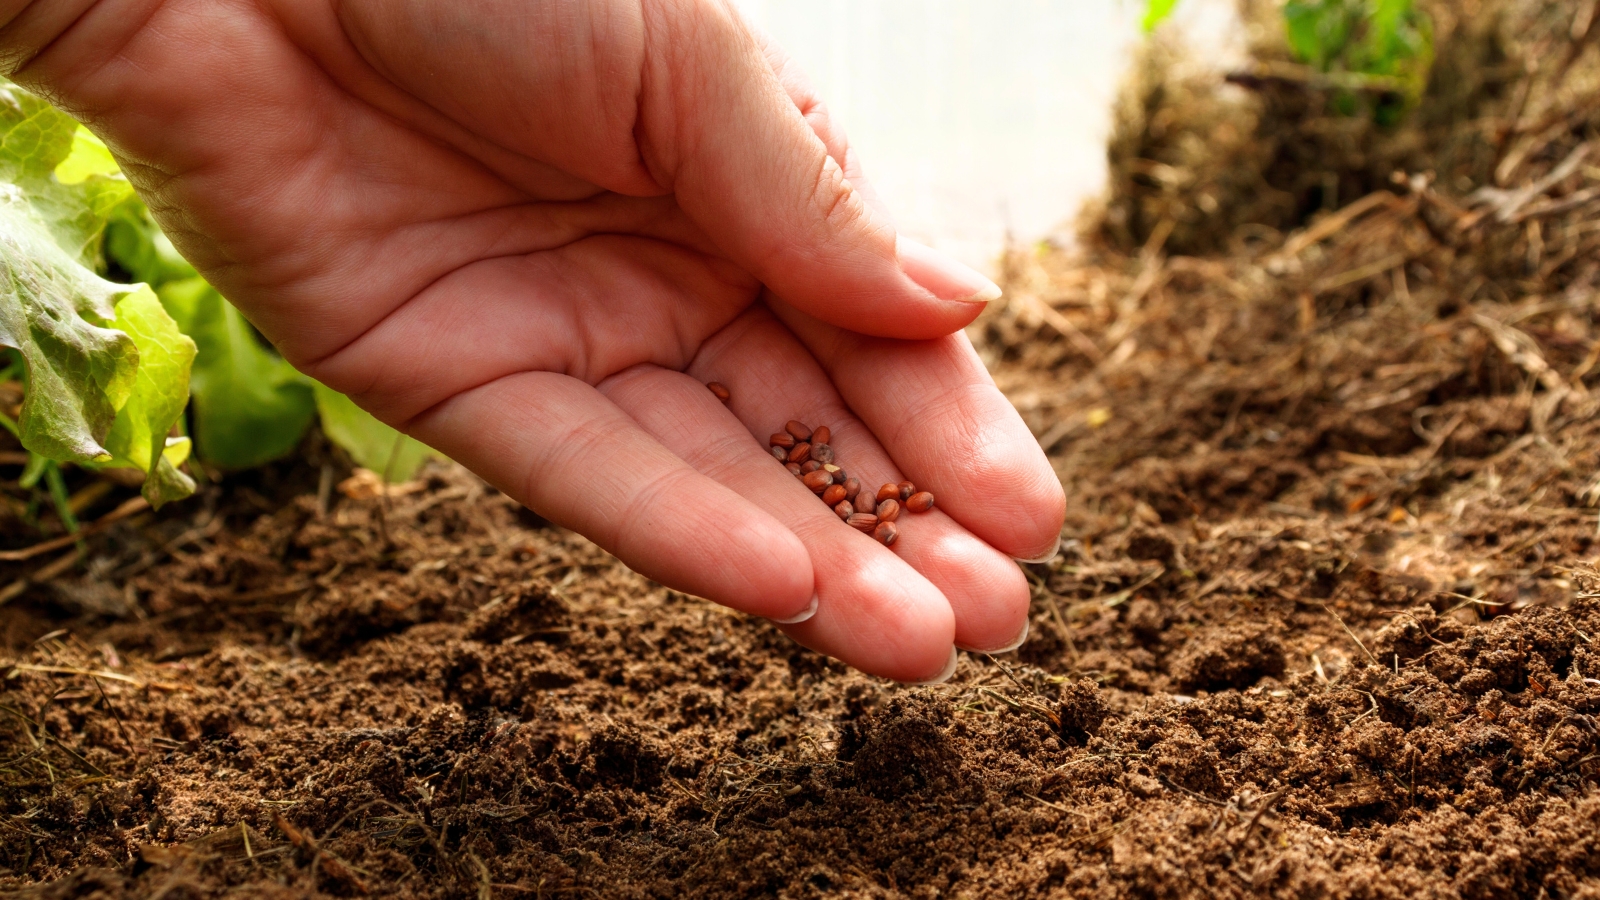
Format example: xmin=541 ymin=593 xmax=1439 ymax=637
xmin=897 ymin=236 xmax=1002 ymax=304
xmin=905 ymin=646 xmax=960 ymax=685
xmin=770 ymin=595 xmax=819 ymax=625
xmin=958 ymin=619 xmax=1029 ymax=654
xmin=1014 ymin=535 xmax=1061 ymax=565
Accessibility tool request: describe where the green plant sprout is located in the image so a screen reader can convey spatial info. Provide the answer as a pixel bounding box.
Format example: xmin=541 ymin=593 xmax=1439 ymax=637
xmin=1285 ymin=0 xmax=1433 ymax=115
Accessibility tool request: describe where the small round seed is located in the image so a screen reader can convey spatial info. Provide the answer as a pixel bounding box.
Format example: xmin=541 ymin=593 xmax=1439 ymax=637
xmin=847 ymin=513 xmax=879 ymax=532
xmin=874 ymin=521 xmax=898 ymax=547
xmin=770 ymin=445 xmax=789 ymax=462
xmin=842 ymin=477 xmax=861 ymax=500
xmin=785 ymin=420 xmax=813 ymax=442
xmin=811 ymin=426 xmax=831 ymax=445
xmin=770 ymin=432 xmax=795 ymax=449
xmin=785 ymin=462 xmax=802 ymax=476
xmin=876 ymin=498 xmax=901 ymax=522
xmin=707 ymin=382 xmax=731 ymax=403
xmin=898 ymin=481 xmax=915 ymax=502
xmin=906 ymin=491 xmax=935 ymax=513
xmin=810 ymin=443 xmax=835 ymax=464
xmin=822 ymin=484 xmax=847 ymax=506
xmin=800 ymin=460 xmax=822 ymax=474
xmin=834 ymin=500 xmax=853 ymax=520
xmin=854 ymin=491 xmax=876 ymax=514
xmin=787 ymin=442 xmax=811 ymax=464
xmin=876 ymin=483 xmax=901 ymax=503
xmin=802 ymin=469 xmax=834 ymax=492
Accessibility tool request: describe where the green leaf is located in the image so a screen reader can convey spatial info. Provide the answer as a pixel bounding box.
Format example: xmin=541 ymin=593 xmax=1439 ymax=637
xmin=312 ymin=381 xmax=435 ymax=483
xmin=0 ymin=170 xmax=140 ymax=463
xmin=54 ymin=126 xmax=120 ymax=185
xmin=157 ymin=277 xmax=315 ymax=468
xmin=101 ymin=285 xmax=196 ymax=507
xmin=1142 ymin=0 xmax=1179 ymax=32
xmin=105 ymin=197 xmax=198 ymax=288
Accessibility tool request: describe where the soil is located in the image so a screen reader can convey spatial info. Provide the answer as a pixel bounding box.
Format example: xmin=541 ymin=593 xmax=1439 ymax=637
xmin=5 ymin=3 xmax=1600 ymax=897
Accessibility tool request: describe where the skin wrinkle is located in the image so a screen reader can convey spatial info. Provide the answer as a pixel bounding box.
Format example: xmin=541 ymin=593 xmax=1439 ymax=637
xmin=608 ymin=462 xmax=700 ymax=564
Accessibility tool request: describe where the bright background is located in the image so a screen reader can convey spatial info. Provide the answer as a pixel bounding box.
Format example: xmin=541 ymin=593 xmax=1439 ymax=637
xmin=732 ymin=0 xmax=1141 ymax=269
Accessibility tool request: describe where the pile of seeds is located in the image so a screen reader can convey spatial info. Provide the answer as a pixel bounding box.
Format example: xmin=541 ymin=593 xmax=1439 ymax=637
xmin=704 ymin=384 xmax=934 ymax=549
xmin=771 ymin=419 xmax=935 ymax=549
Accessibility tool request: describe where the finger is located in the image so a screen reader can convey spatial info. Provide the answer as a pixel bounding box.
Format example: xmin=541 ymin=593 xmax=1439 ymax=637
xmin=633 ymin=1 xmax=1000 ymax=340
xmin=748 ymin=26 xmax=896 ymax=226
xmin=768 ymin=297 xmax=1067 ymax=563
xmin=403 ymin=371 xmax=815 ymax=622
xmin=600 ymin=364 xmax=959 ymax=682
xmin=685 ymin=307 xmax=1032 ymax=655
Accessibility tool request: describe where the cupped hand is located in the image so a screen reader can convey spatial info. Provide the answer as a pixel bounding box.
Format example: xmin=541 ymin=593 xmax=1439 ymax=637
xmin=2 ymin=0 xmax=1065 ymax=681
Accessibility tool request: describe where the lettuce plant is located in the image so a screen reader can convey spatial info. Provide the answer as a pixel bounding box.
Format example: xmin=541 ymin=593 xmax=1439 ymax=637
xmin=0 ymin=85 xmax=435 ymax=522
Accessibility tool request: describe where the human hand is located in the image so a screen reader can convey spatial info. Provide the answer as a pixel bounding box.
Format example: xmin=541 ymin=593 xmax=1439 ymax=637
xmin=1 ymin=0 xmax=1065 ymax=682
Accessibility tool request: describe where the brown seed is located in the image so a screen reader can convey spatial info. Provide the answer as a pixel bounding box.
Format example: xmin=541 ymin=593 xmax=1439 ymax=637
xmin=842 ymin=477 xmax=861 ymax=500
xmin=770 ymin=432 xmax=795 ymax=449
xmin=874 ymin=521 xmax=899 ymax=547
xmin=854 ymin=491 xmax=876 ymax=514
xmin=810 ymin=442 xmax=835 ymax=464
xmin=822 ymin=484 xmax=847 ymax=506
xmin=834 ymin=500 xmax=853 ymax=520
xmin=898 ymin=481 xmax=915 ymax=502
xmin=876 ymin=483 xmax=901 ymax=503
xmin=876 ymin=498 xmax=901 ymax=522
xmin=787 ymin=442 xmax=811 ymax=464
xmin=770 ymin=445 xmax=789 ymax=462
xmin=811 ymin=426 xmax=831 ymax=445
xmin=800 ymin=460 xmax=822 ymax=474
xmin=847 ymin=513 xmax=879 ymax=532
xmin=906 ymin=491 xmax=935 ymax=513
xmin=707 ymin=382 xmax=730 ymax=403
xmin=785 ymin=420 xmax=813 ymax=442
xmin=801 ymin=469 xmax=834 ymax=492
xmin=785 ymin=462 xmax=802 ymax=476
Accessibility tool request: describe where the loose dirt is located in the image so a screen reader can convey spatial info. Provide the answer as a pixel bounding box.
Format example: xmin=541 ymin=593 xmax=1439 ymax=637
xmin=5 ymin=1 xmax=1600 ymax=896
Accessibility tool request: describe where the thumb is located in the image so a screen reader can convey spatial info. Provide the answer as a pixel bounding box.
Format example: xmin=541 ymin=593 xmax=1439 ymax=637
xmin=635 ymin=1 xmax=1000 ymax=340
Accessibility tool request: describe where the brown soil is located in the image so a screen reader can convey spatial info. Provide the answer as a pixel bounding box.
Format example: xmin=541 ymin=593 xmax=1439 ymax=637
xmin=5 ymin=4 xmax=1600 ymax=898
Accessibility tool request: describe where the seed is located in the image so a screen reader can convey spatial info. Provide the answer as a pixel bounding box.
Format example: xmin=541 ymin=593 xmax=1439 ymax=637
xmin=834 ymin=501 xmax=853 ymax=520
xmin=770 ymin=432 xmax=795 ymax=449
xmin=812 ymin=426 xmax=831 ymax=445
xmin=847 ymin=513 xmax=879 ymax=532
xmin=906 ymin=491 xmax=935 ymax=513
xmin=785 ymin=462 xmax=802 ymax=476
xmin=707 ymin=382 xmax=730 ymax=403
xmin=787 ymin=442 xmax=811 ymax=464
xmin=874 ymin=521 xmax=899 ymax=547
xmin=802 ymin=470 xmax=833 ymax=492
xmin=810 ymin=443 xmax=835 ymax=464
xmin=854 ymin=491 xmax=876 ymax=514
xmin=898 ymin=481 xmax=915 ymax=502
xmin=876 ymin=498 xmax=901 ymax=522
xmin=770 ymin=445 xmax=789 ymax=462
xmin=842 ymin=477 xmax=861 ymax=500
xmin=800 ymin=460 xmax=822 ymax=474
xmin=785 ymin=420 xmax=813 ymax=442
xmin=822 ymin=484 xmax=847 ymax=506
xmin=876 ymin=483 xmax=900 ymax=503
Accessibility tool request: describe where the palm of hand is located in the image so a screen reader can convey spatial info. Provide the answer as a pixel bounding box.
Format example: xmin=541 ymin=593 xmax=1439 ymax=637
xmin=12 ymin=0 xmax=1064 ymax=681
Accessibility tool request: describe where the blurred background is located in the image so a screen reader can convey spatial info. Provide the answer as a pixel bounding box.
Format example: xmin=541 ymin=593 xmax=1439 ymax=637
xmin=733 ymin=0 xmax=1242 ymax=268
